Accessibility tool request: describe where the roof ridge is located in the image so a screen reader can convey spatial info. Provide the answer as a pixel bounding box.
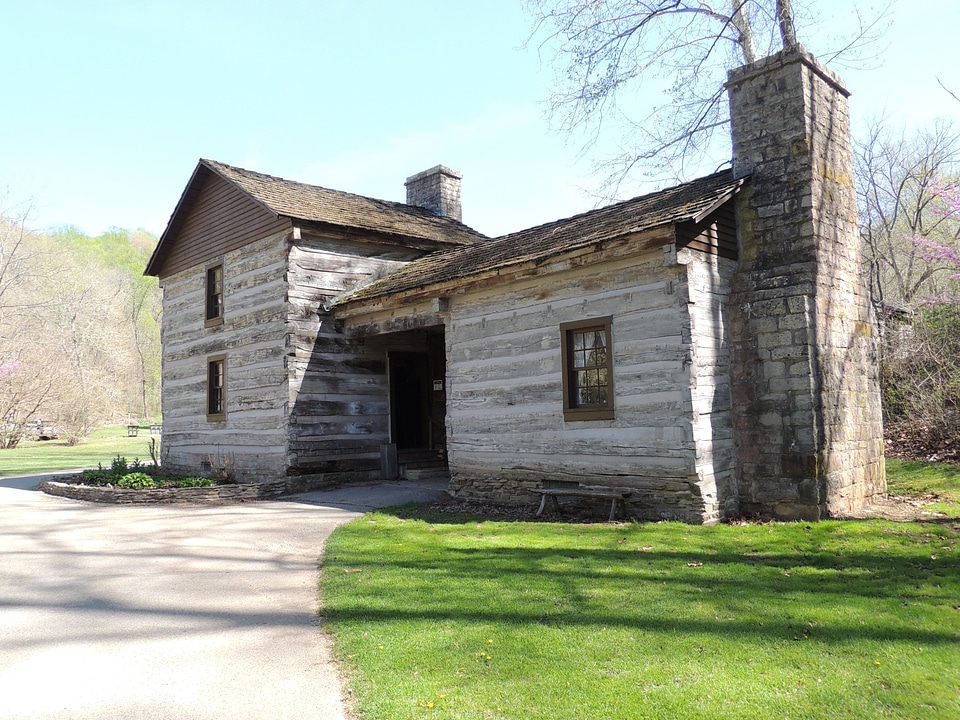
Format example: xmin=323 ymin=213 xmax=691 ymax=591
xmin=200 ymin=158 xmax=486 ymax=237
xmin=334 ymin=168 xmax=745 ymax=306
xmin=493 ymin=169 xmax=737 ymax=241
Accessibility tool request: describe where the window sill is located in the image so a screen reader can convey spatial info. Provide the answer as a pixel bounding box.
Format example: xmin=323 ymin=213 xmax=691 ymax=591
xmin=562 ymin=407 xmax=614 ymax=422
xmin=206 ymin=413 xmax=226 ymax=423
xmin=204 ymin=317 xmax=224 ymax=328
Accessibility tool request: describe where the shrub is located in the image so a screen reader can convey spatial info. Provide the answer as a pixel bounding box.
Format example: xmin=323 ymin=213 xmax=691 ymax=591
xmin=110 ymin=455 xmax=129 ymax=475
xmin=79 ymin=469 xmax=114 ymax=485
xmin=76 ymin=457 xmax=214 ymax=489
xmin=116 ymin=472 xmax=155 ymax=489
xmin=883 ymin=303 xmax=960 ymax=444
xmin=169 ymin=477 xmax=214 ymax=488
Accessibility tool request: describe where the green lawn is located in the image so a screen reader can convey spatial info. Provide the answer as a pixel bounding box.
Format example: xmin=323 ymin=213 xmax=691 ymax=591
xmin=887 ymin=459 xmax=960 ymax=515
xmin=0 ymin=425 xmax=159 ymax=476
xmin=322 ymin=465 xmax=960 ymax=720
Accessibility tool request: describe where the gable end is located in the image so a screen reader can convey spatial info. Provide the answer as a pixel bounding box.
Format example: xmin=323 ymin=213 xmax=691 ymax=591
xmin=675 ymin=199 xmax=738 ymax=260
xmin=147 ymin=166 xmax=291 ymax=278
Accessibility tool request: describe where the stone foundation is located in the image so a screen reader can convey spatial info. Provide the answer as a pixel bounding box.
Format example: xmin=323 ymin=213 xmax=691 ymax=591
xmin=448 ymin=470 xmax=716 ymax=524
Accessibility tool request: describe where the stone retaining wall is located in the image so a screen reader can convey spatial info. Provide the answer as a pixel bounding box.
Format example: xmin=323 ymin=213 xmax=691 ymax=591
xmin=39 ymin=480 xmax=290 ymax=504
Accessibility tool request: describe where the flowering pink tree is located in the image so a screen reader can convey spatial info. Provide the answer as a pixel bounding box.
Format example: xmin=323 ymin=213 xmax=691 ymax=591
xmin=0 ymin=360 xmax=23 ymax=377
xmin=880 ymin=178 xmax=960 ymax=456
xmin=910 ymin=181 xmax=960 ymax=302
xmin=857 ymin=120 xmax=960 ymax=308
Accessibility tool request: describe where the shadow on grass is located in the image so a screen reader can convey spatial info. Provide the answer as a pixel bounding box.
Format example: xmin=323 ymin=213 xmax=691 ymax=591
xmin=323 ymin=507 xmax=960 ymax=649
xmin=326 ymin=602 xmax=958 ymax=647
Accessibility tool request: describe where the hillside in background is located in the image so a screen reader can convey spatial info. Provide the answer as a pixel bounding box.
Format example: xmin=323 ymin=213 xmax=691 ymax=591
xmin=1 ymin=214 xmax=160 ymax=447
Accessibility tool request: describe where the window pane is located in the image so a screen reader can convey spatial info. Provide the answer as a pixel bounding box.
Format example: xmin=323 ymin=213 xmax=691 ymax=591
xmin=206 ymin=266 xmax=223 ymax=320
xmin=208 ymin=359 xmax=224 ymax=415
xmin=562 ymin=320 xmax=613 ymax=415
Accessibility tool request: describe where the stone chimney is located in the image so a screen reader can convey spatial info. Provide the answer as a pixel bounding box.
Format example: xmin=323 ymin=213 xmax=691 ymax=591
xmin=405 ymin=165 xmax=462 ymax=222
xmin=725 ymin=47 xmax=885 ymax=520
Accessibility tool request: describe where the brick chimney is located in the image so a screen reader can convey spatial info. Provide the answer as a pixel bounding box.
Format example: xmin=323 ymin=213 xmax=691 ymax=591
xmin=405 ymin=165 xmax=462 ymax=222
xmin=725 ymin=47 xmax=885 ymax=520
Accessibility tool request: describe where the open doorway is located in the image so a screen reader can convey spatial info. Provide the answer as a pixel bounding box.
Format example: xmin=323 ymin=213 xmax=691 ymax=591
xmin=389 ymin=351 xmax=430 ymax=450
xmin=387 ymin=331 xmax=447 ymax=459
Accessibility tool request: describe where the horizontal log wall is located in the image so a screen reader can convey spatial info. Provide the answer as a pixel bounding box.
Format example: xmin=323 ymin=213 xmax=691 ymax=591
xmin=444 ymin=245 xmax=712 ymax=522
xmin=286 ymin=235 xmax=421 ymax=484
xmin=159 ymin=232 xmax=290 ymax=481
xmin=678 ymin=248 xmax=737 ymax=523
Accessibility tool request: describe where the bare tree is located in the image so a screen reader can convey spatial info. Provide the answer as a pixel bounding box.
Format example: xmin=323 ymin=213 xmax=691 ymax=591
xmin=45 ymin=261 xmax=132 ymax=443
xmin=856 ymin=118 xmax=960 ymax=311
xmin=124 ymin=270 xmax=163 ymax=421
xmin=0 ymin=201 xmax=57 ymax=448
xmin=858 ymin=119 xmax=960 ymax=450
xmin=0 ymin=203 xmax=46 ymax=325
xmin=0 ymin=208 xmax=162 ymax=448
xmin=526 ymin=0 xmax=889 ymax=192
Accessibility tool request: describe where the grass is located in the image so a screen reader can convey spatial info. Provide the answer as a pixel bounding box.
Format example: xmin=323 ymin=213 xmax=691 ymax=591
xmin=887 ymin=459 xmax=960 ymax=516
xmin=0 ymin=425 xmax=159 ymax=477
xmin=321 ymin=464 xmax=960 ymax=720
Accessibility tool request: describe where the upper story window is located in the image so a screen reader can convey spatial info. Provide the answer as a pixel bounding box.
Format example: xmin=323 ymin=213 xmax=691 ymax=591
xmin=560 ymin=317 xmax=614 ymax=422
xmin=205 ymin=263 xmax=223 ymax=326
xmin=207 ymin=355 xmax=226 ymax=421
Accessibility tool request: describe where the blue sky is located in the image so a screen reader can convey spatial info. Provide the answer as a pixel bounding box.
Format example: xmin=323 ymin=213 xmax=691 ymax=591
xmin=1 ymin=0 xmax=957 ymax=239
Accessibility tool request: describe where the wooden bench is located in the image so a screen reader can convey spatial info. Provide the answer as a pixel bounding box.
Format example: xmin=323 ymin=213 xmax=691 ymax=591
xmin=534 ymin=487 xmax=632 ymax=521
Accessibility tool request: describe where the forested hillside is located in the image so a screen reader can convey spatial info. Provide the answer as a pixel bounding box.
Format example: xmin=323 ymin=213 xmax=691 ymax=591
xmin=0 ymin=209 xmax=160 ymax=448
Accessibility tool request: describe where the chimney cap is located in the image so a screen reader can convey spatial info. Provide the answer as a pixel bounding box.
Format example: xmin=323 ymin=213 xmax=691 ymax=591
xmin=405 ymin=165 xmax=462 ymax=186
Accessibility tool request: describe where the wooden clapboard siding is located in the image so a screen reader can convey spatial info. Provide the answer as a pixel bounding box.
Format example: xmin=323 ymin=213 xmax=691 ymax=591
xmin=284 ymin=236 xmax=426 ymax=480
xmin=157 ymin=170 xmax=290 ymax=279
xmin=678 ymin=249 xmax=737 ymax=521
xmin=675 ymin=201 xmax=738 ymax=260
xmin=159 ymin=232 xmax=291 ymax=481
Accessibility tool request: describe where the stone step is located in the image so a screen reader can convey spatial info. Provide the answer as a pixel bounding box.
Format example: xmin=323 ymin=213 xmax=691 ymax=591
xmin=402 ymin=466 xmax=450 ymax=482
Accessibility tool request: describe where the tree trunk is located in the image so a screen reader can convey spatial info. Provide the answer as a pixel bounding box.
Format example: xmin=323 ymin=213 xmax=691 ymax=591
xmin=730 ymin=1 xmax=757 ymax=63
xmin=776 ymin=0 xmax=798 ymax=49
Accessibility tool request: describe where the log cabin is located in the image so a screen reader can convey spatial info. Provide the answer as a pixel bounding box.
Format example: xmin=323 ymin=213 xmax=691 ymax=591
xmin=146 ymin=47 xmax=885 ymax=522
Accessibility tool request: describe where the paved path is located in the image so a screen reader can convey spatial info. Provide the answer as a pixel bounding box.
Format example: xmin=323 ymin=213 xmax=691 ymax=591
xmin=0 ymin=475 xmax=448 ymax=719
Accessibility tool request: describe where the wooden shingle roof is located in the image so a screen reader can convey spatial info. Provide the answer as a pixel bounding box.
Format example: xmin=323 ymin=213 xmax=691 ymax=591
xmin=145 ymin=159 xmax=486 ymax=276
xmin=201 ymin=160 xmax=485 ymax=246
xmin=337 ymin=170 xmax=744 ymax=305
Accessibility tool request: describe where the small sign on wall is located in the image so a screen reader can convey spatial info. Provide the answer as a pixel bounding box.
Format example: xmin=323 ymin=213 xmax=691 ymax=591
xmin=433 ymin=379 xmax=444 ymax=392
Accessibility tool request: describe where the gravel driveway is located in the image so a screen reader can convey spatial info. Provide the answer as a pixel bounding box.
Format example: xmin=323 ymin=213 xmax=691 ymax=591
xmin=0 ymin=474 xmax=447 ymax=720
